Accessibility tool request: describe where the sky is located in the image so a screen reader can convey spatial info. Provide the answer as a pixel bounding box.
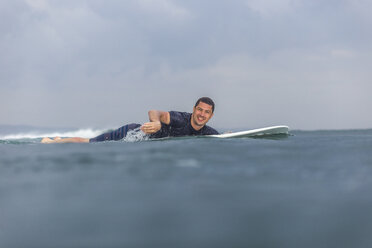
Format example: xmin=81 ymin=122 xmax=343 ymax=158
xmin=1 ymin=0 xmax=371 ymax=130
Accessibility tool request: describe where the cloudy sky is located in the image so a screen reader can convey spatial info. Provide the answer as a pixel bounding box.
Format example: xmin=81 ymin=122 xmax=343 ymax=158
xmin=1 ymin=0 xmax=371 ymax=130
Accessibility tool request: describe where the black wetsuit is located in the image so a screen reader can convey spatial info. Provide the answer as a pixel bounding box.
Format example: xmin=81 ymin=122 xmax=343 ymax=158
xmin=89 ymin=111 xmax=218 ymax=142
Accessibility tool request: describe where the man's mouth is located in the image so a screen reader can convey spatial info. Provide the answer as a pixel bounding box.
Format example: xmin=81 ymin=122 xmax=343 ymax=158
xmin=197 ymin=116 xmax=205 ymax=122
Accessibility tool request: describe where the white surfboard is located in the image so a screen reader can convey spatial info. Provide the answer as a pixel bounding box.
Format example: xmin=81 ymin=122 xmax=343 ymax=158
xmin=209 ymin=125 xmax=289 ymax=138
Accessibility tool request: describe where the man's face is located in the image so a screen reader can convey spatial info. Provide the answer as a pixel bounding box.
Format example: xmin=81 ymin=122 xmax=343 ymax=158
xmin=192 ymin=102 xmax=214 ymax=128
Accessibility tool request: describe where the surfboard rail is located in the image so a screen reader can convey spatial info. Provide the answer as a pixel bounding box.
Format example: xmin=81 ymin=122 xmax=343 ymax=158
xmin=209 ymin=125 xmax=289 ymax=138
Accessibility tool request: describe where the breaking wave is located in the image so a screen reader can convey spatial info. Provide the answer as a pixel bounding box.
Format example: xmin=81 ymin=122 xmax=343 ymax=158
xmin=0 ymin=127 xmax=150 ymax=143
xmin=0 ymin=128 xmax=105 ymax=140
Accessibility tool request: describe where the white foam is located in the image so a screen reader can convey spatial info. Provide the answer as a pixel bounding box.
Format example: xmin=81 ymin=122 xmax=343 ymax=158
xmin=123 ymin=128 xmax=150 ymax=142
xmin=0 ymin=128 xmax=105 ymax=140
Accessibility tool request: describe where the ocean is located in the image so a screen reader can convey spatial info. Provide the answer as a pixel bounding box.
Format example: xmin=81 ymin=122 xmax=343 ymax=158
xmin=1 ymin=127 xmax=372 ymax=248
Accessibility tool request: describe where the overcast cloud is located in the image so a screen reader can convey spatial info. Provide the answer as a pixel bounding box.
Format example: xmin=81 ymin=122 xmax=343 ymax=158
xmin=1 ymin=0 xmax=371 ymax=130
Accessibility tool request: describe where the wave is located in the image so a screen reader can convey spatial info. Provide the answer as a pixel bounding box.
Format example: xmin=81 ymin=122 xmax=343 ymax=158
xmin=0 ymin=128 xmax=105 ymax=140
xmin=0 ymin=127 xmax=151 ymax=144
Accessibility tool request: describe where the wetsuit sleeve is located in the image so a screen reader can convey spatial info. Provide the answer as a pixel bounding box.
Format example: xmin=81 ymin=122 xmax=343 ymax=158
xmin=168 ymin=111 xmax=190 ymax=128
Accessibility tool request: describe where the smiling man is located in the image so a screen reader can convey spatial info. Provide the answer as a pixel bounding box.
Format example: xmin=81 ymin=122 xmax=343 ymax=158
xmin=41 ymin=97 xmax=218 ymax=143
xmin=143 ymin=97 xmax=218 ymax=139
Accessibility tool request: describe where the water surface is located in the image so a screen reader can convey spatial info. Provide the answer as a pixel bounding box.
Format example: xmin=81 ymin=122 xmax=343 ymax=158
xmin=1 ymin=130 xmax=372 ymax=247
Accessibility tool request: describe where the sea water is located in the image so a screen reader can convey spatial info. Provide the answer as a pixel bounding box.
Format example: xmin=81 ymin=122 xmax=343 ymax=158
xmin=1 ymin=128 xmax=372 ymax=248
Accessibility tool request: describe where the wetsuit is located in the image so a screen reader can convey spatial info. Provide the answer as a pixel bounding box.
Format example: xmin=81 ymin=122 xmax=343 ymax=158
xmin=89 ymin=111 xmax=218 ymax=142
xmin=150 ymin=111 xmax=218 ymax=138
xmin=89 ymin=123 xmax=141 ymax=142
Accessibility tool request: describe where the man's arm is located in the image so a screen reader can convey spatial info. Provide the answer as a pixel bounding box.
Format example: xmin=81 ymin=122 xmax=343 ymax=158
xmin=141 ymin=110 xmax=170 ymax=134
xmin=148 ymin=110 xmax=170 ymax=124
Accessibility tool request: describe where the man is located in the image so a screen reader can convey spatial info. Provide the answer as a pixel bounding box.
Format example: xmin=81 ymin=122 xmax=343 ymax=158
xmin=41 ymin=97 xmax=218 ymax=143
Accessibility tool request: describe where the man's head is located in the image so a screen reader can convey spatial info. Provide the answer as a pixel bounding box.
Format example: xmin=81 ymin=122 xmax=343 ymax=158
xmin=194 ymin=97 xmax=215 ymax=113
xmin=191 ymin=97 xmax=215 ymax=130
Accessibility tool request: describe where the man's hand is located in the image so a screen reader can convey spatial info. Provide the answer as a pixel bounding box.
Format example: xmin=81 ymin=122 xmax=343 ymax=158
xmin=141 ymin=121 xmax=161 ymax=134
xmin=141 ymin=110 xmax=169 ymax=134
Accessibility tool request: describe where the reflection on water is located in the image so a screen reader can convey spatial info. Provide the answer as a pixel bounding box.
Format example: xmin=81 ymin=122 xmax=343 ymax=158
xmin=1 ymin=132 xmax=372 ymax=247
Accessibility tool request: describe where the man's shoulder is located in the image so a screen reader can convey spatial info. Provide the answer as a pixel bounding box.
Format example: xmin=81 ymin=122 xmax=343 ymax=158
xmin=169 ymin=111 xmax=191 ymax=126
xmin=169 ymin=111 xmax=191 ymax=117
xmin=169 ymin=111 xmax=191 ymax=121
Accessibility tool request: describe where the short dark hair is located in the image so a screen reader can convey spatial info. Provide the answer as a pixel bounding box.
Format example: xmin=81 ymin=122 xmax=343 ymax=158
xmin=195 ymin=97 xmax=215 ymax=113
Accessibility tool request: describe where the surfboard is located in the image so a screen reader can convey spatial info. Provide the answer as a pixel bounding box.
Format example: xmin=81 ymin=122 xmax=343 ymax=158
xmin=209 ymin=125 xmax=289 ymax=138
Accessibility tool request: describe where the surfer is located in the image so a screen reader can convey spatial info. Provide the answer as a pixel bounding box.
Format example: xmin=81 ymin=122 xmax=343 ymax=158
xmin=41 ymin=97 xmax=218 ymax=143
